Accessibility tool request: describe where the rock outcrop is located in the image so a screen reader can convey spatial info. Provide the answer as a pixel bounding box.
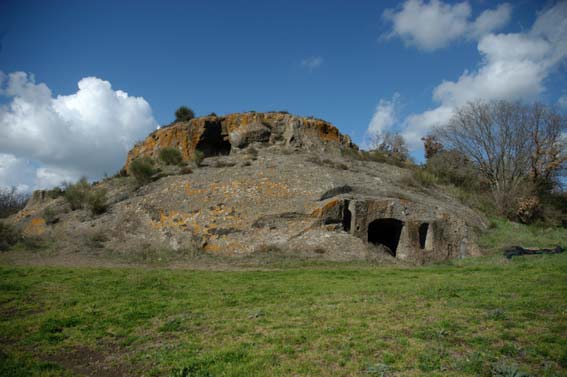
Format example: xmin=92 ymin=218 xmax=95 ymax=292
xmin=125 ymin=112 xmax=356 ymax=172
xmin=8 ymin=112 xmax=487 ymax=265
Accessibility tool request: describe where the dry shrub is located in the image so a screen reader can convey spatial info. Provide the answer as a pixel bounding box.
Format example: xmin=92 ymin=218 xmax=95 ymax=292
xmin=515 ymin=196 xmax=542 ymax=224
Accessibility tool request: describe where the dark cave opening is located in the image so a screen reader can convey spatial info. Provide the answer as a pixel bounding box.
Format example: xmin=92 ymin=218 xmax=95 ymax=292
xmin=419 ymin=223 xmax=429 ymax=249
xmin=342 ymin=201 xmax=352 ymax=232
xmin=196 ymin=121 xmax=231 ymax=157
xmin=368 ymin=218 xmax=404 ymax=257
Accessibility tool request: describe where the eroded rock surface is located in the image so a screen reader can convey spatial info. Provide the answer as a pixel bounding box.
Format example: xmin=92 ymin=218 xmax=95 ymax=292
xmin=9 ymin=112 xmax=486 ymax=265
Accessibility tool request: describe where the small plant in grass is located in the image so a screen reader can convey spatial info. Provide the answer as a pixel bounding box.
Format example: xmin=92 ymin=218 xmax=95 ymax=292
xmin=86 ymin=188 xmax=108 ymax=215
xmin=193 ymin=150 xmax=205 ymax=167
xmin=491 ymin=361 xmax=529 ymax=377
xmin=130 ymin=157 xmax=157 ymax=185
xmin=63 ymin=177 xmax=90 ymax=210
xmin=159 ymin=147 xmax=183 ymax=165
xmin=365 ymin=363 xmax=391 ymax=376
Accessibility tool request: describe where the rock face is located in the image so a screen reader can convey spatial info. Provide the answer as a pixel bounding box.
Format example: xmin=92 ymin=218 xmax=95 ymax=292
xmin=10 ymin=112 xmax=487 ymax=265
xmin=125 ymin=112 xmax=356 ymax=171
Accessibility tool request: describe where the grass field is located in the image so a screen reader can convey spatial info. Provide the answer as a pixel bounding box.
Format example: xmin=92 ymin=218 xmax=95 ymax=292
xmin=1 ymin=251 xmax=566 ymax=376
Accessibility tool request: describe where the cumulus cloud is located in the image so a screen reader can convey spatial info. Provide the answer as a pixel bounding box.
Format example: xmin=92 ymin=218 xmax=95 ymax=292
xmin=362 ymin=94 xmax=401 ymax=149
xmin=300 ymin=56 xmax=324 ymax=70
xmin=376 ymin=1 xmax=567 ymax=152
xmin=0 ymin=72 xmax=158 ymax=190
xmin=367 ymin=94 xmax=401 ymax=135
xmin=383 ymin=0 xmax=512 ymax=51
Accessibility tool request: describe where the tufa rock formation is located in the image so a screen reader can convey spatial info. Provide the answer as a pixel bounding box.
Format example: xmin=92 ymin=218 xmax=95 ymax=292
xmin=125 ymin=112 xmax=356 ymax=172
xmin=7 ymin=112 xmax=486 ymax=265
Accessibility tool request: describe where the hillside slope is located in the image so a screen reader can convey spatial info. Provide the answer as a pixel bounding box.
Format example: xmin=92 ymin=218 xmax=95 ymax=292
xmin=8 ymin=112 xmax=486 ymax=264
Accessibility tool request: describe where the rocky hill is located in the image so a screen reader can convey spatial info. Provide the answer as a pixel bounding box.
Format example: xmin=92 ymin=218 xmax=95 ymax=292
xmin=7 ymin=112 xmax=486 ymax=265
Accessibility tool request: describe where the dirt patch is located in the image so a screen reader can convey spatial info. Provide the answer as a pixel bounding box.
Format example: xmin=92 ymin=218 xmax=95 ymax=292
xmin=44 ymin=344 xmax=132 ymax=377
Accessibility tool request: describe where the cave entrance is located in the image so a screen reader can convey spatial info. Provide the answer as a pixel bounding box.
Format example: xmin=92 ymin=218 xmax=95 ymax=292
xmin=196 ymin=121 xmax=231 ymax=157
xmin=342 ymin=201 xmax=352 ymax=232
xmin=419 ymin=222 xmax=433 ymax=250
xmin=368 ymin=218 xmax=404 ymax=257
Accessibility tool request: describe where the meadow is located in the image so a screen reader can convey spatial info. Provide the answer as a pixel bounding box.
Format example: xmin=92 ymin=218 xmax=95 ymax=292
xmin=1 ymin=247 xmax=566 ymax=376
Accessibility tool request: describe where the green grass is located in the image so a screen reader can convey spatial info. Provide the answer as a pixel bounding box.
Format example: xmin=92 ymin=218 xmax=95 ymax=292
xmin=1 ymin=253 xmax=566 ymax=376
xmin=479 ymin=218 xmax=567 ymax=254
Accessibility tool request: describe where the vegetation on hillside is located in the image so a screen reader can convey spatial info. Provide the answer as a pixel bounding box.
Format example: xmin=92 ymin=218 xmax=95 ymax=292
xmin=63 ymin=178 xmax=108 ymax=215
xmin=129 ymin=157 xmax=157 ymax=185
xmin=159 ymin=147 xmax=183 ymax=165
xmin=174 ymin=106 xmax=195 ymax=122
xmin=429 ymin=100 xmax=566 ymax=226
xmin=0 ymin=187 xmax=29 ymax=218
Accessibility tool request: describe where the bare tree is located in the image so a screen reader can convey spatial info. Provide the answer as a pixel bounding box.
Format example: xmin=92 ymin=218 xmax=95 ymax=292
xmin=0 ymin=187 xmax=30 ymax=218
xmin=435 ymin=100 xmax=567 ymax=209
xmin=526 ymin=103 xmax=567 ymax=191
xmin=369 ymin=131 xmax=409 ymax=162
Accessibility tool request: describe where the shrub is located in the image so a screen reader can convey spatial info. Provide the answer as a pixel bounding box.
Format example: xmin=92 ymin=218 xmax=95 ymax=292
xmin=42 ymin=208 xmax=59 ymax=225
xmin=425 ymin=150 xmax=480 ymax=188
xmin=130 ymin=157 xmax=157 ymax=184
xmin=400 ymin=169 xmax=438 ymax=189
xmin=0 ymin=187 xmax=30 ymax=218
xmin=515 ymin=196 xmax=542 ymax=224
xmin=0 ymin=221 xmax=20 ymax=251
xmin=86 ymin=189 xmax=108 ymax=215
xmin=63 ymin=178 xmax=90 ymax=210
xmin=412 ymin=169 xmax=438 ymax=187
xmin=159 ymin=147 xmax=183 ymax=165
xmin=47 ymin=187 xmax=64 ymax=199
xmin=193 ymin=150 xmax=205 ymax=167
xmin=175 ymin=106 xmax=195 ymax=122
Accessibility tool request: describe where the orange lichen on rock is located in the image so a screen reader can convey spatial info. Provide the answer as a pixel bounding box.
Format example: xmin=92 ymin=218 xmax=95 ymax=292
xmin=23 ymin=217 xmax=47 ymax=236
xmin=311 ymin=198 xmax=341 ymax=218
xmin=124 ymin=112 xmax=355 ymax=172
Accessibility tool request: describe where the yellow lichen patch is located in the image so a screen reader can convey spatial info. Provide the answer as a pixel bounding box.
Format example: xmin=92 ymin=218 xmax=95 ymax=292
xmin=184 ymin=183 xmax=208 ymax=197
xmin=23 ymin=217 xmax=46 ymax=236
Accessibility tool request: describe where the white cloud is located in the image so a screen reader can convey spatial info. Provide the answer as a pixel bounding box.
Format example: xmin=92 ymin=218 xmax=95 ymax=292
xmin=0 ymin=72 xmax=158 ymax=190
xmin=383 ymin=0 xmax=512 ymax=51
xmin=363 ymin=94 xmax=401 ymax=149
xmin=469 ymin=3 xmax=512 ymax=40
xmin=559 ymin=95 xmax=567 ymax=109
xmin=389 ymin=1 xmax=567 ymax=152
xmin=300 ymin=56 xmax=323 ymax=70
xmin=367 ymin=94 xmax=400 ymax=135
xmin=0 ymin=153 xmax=36 ymax=192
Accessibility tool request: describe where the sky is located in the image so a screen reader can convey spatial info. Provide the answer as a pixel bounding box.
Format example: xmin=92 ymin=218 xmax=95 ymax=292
xmin=0 ymin=0 xmax=566 ymax=191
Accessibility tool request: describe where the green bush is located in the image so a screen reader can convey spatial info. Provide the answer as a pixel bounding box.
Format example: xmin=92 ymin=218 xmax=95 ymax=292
xmin=130 ymin=157 xmax=157 ymax=184
xmin=0 ymin=221 xmax=20 ymax=251
xmin=412 ymin=169 xmax=438 ymax=187
xmin=193 ymin=150 xmax=205 ymax=167
xmin=175 ymin=106 xmax=195 ymax=122
xmin=86 ymin=189 xmax=108 ymax=215
xmin=159 ymin=147 xmax=183 ymax=165
xmin=425 ymin=150 xmax=480 ymax=189
xmin=63 ymin=178 xmax=90 ymax=210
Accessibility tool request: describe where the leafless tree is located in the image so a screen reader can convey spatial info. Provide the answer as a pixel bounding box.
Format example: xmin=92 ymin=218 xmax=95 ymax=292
xmin=369 ymin=131 xmax=409 ymax=162
xmin=0 ymin=186 xmax=30 ymax=218
xmin=435 ymin=100 xmax=566 ymax=209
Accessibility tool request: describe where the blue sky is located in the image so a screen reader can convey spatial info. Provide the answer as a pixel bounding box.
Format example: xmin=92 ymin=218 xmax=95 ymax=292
xmin=0 ymin=0 xmax=566 ymax=190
